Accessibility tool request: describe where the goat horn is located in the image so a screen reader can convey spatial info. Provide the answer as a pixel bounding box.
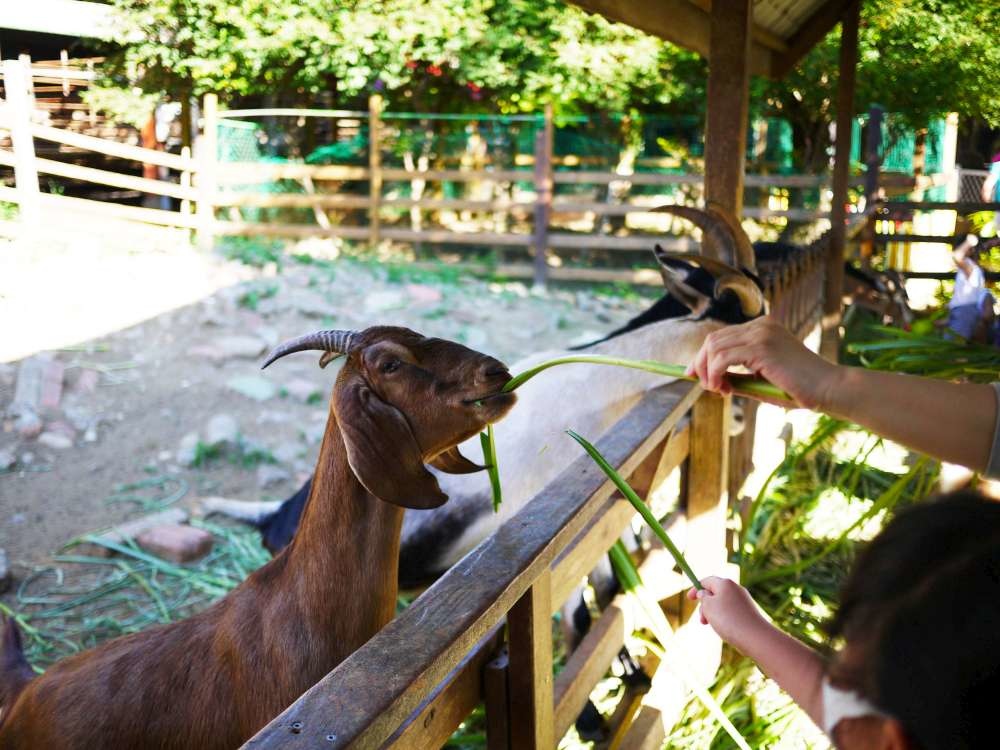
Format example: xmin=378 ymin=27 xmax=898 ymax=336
xmin=651 ymin=204 xmax=739 ymax=268
xmin=261 ymin=330 xmax=359 ymax=369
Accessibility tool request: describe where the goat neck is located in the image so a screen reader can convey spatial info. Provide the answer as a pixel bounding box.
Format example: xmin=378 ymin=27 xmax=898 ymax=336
xmin=282 ymin=407 xmax=403 ymax=648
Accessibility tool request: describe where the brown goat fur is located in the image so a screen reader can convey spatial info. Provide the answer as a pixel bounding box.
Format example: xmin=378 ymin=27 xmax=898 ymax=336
xmin=0 ymin=326 xmax=515 ymax=749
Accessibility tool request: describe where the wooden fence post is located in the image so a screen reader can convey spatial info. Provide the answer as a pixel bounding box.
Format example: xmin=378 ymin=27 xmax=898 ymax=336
xmin=820 ymin=0 xmax=859 ymax=362
xmin=180 ymin=145 xmax=193 ymax=218
xmin=507 ymin=569 xmax=554 ymax=749
xmin=682 ymin=392 xmax=731 ymax=617
xmin=532 ymin=104 xmax=553 ymax=290
xmin=3 ymin=56 xmax=41 ymax=226
xmin=197 ymin=93 xmax=218 ymax=251
xmin=860 ymin=104 xmax=883 ymax=268
xmin=369 ymin=94 xmax=383 ymax=248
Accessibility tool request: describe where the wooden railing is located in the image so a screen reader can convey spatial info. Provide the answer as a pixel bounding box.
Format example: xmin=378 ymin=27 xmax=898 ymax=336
xmin=243 ymin=381 xmax=727 ymax=750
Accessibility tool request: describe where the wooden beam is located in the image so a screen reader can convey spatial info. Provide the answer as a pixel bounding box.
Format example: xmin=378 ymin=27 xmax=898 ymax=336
xmin=704 ymin=0 xmax=752 ymax=263
xmin=820 ymin=0 xmax=859 ymax=361
xmin=569 ymin=0 xmax=774 ymax=76
xmin=774 ymin=0 xmax=855 ymax=77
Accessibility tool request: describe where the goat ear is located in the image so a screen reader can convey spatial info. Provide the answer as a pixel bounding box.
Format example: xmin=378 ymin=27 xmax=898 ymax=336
xmin=428 ymin=446 xmax=485 ymax=474
xmin=652 ymin=245 xmax=711 ymax=317
xmin=335 ymin=380 xmax=447 ymax=510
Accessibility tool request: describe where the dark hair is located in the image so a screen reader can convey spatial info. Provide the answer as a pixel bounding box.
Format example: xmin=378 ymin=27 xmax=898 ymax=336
xmin=829 ymin=491 xmax=1000 ymax=750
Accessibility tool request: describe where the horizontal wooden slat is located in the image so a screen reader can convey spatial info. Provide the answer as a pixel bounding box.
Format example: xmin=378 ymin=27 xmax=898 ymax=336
xmin=879 ymin=200 xmax=1000 ymax=213
xmin=0 ymin=149 xmax=196 ymax=200
xmin=381 ymin=198 xmax=534 ymax=211
xmin=553 ymin=171 xmax=701 ymax=186
xmin=215 ymin=192 xmax=372 ymax=209
xmin=0 ymin=184 xmax=200 ymax=228
xmin=221 ymin=108 xmax=366 ymax=119
xmin=214 ymin=222 xmax=371 ymax=240
xmin=381 ymin=168 xmax=530 ymax=183
xmin=216 ymin=164 xmax=371 ymax=182
xmin=30 ymin=123 xmax=194 ymax=171
xmin=242 ymin=382 xmax=698 ymax=750
xmin=380 ymin=228 xmax=533 ymax=246
xmin=548 ymin=233 xmax=698 ymax=251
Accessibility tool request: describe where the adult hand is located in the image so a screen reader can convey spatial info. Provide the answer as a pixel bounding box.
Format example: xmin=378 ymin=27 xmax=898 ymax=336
xmin=686 ymin=576 xmax=768 ymax=653
xmin=686 ymin=317 xmax=841 ymax=410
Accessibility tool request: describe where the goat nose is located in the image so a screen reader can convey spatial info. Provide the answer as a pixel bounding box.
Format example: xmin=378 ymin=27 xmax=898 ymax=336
xmin=482 ymin=363 xmax=509 ymax=379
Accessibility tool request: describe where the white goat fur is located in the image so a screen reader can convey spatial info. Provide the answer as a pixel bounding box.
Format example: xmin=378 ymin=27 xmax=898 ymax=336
xmin=406 ymin=315 xmax=727 ymax=572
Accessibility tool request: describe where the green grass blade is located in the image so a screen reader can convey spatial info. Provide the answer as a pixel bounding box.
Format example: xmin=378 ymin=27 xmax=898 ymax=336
xmin=609 ymin=541 xmax=752 ymax=750
xmin=480 ymin=424 xmax=502 ymax=512
xmin=502 ymin=354 xmax=793 ymax=406
xmin=567 ymin=430 xmax=702 ymax=590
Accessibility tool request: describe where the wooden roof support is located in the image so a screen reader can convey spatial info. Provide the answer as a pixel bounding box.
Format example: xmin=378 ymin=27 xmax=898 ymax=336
xmin=703 ymin=0 xmax=753 ymax=265
xmin=773 ymin=0 xmax=856 ymax=78
xmin=570 ymin=0 xmax=774 ymax=77
xmin=819 ymin=0 xmax=859 ymax=361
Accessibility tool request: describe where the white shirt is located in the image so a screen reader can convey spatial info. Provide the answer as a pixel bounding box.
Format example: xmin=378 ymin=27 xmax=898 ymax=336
xmin=951 ymin=263 xmax=987 ymax=308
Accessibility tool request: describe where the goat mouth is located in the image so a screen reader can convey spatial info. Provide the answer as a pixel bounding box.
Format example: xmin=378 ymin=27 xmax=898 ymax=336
xmin=462 ymin=391 xmax=513 ymax=406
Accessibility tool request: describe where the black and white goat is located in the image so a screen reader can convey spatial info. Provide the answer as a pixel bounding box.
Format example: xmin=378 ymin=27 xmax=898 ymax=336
xmin=206 ymin=205 xmax=765 ymax=586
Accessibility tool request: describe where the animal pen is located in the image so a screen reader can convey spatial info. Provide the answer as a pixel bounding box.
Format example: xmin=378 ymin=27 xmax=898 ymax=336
xmin=0 ymin=0 xmax=969 ymax=745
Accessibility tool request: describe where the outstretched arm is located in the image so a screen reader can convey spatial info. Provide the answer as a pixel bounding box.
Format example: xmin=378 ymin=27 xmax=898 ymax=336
xmin=687 ymin=317 xmax=998 ymax=473
xmin=687 ymin=577 xmax=826 ymax=727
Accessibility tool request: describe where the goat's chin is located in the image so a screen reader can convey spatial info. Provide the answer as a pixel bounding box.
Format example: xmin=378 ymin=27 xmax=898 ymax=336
xmin=479 ymin=392 xmax=517 ymax=423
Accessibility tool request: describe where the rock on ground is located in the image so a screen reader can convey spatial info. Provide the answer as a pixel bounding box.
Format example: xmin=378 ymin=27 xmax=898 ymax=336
xmin=204 ymin=413 xmax=240 ymax=448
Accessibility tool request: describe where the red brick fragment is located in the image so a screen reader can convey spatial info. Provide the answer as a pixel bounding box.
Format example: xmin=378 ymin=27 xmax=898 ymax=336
xmin=136 ymin=524 xmax=214 ymax=564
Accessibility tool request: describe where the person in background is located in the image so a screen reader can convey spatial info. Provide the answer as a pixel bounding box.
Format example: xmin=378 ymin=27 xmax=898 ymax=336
xmin=689 ymin=491 xmax=1000 ymax=749
xmin=946 ymin=233 xmax=995 ymax=343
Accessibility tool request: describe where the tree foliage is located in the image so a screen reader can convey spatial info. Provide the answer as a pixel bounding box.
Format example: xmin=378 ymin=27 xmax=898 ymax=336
xmin=105 ymin=0 xmax=700 ymax=117
xmin=756 ymin=0 xmax=1000 ymax=171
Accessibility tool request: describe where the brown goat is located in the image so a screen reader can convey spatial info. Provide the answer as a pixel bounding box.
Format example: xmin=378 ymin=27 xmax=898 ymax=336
xmin=0 ymin=326 xmax=515 ymax=749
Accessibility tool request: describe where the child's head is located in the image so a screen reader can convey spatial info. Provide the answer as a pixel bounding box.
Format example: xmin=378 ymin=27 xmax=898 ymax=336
xmin=826 ymin=490 xmax=1000 ymax=750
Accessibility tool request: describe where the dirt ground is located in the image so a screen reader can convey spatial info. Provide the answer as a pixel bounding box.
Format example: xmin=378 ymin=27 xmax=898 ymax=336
xmin=0 ymin=224 xmax=652 ymax=587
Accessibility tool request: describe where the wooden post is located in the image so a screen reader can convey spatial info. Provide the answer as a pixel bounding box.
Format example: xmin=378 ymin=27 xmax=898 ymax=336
xmin=483 ymin=646 xmax=511 ymax=750
xmin=820 ymin=0 xmax=860 ymax=361
xmin=86 ymin=60 xmax=96 ymax=126
xmin=60 ymin=49 xmax=71 ymax=97
xmin=860 ymin=104 xmax=883 ymax=269
xmin=507 ymin=570 xmax=554 ymax=749
xmin=3 ymin=57 xmax=41 ymax=226
xmin=682 ymin=393 xmax=731 ymax=618
xmin=704 ymin=0 xmax=752 ymax=265
xmin=532 ymin=104 xmax=553 ymax=289
xmin=180 ymin=146 xmax=193 ymax=217
xmin=369 ymin=94 xmax=383 ymax=248
xmin=196 ymin=93 xmax=218 ymax=251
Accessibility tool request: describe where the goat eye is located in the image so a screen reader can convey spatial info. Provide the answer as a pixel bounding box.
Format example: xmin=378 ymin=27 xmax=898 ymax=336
xmin=381 ymin=360 xmax=401 ymax=374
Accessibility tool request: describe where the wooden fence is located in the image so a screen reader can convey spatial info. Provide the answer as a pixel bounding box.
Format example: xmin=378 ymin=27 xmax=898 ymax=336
xmin=2 ymin=59 xmax=880 ymax=285
xmin=243 ymin=381 xmax=723 ymax=750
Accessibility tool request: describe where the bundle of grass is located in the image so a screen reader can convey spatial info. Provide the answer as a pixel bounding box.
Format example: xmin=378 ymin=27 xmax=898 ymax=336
xmin=2 ymin=519 xmax=269 ymax=672
xmin=848 ymin=325 xmax=1000 ymax=383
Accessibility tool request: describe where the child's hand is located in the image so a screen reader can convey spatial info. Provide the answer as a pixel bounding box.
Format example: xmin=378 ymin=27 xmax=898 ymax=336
xmin=686 ymin=576 xmax=768 ymax=653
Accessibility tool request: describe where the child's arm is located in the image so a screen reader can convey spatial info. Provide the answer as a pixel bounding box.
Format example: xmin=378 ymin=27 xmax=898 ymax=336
xmin=687 ymin=577 xmax=826 ymax=728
